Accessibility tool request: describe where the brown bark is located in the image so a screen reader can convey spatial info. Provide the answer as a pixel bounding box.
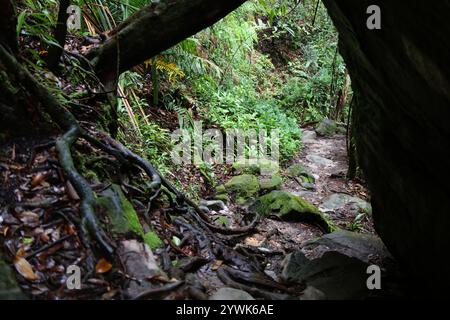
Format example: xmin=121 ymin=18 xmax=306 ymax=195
xmin=86 ymin=0 xmax=247 ymax=82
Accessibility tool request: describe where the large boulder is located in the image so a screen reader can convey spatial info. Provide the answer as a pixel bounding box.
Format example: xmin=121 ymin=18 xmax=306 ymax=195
xmin=251 ymin=190 xmax=335 ymax=232
xmin=282 ymin=251 xmax=370 ymax=300
xmin=322 ymin=0 xmax=450 ymax=294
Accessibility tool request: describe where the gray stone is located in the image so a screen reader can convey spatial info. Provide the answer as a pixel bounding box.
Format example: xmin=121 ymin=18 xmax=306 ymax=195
xmin=209 ymin=287 xmax=255 ymax=300
xmin=281 ymin=251 xmax=310 ymax=282
xmin=304 ymin=230 xmax=391 ymax=264
xmin=306 ymin=154 xmax=334 ymax=167
xmin=302 ymin=130 xmax=317 ymax=142
xmin=320 ymin=193 xmax=371 ymax=213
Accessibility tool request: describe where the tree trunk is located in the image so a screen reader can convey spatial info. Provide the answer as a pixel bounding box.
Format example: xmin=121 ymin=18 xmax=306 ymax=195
xmin=0 ymin=0 xmax=18 ymax=55
xmin=46 ymin=0 xmax=71 ymax=72
xmin=86 ymin=0 xmax=247 ymax=82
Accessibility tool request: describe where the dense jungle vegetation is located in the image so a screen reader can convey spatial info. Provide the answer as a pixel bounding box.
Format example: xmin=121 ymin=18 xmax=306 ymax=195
xmin=13 ymin=0 xmax=350 ymax=198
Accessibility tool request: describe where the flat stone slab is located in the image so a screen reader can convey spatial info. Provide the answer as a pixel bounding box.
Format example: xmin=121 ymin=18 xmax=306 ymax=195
xmin=306 ymin=154 xmax=334 ymax=167
xmin=320 ymin=193 xmax=371 ymax=213
xmin=304 ymin=230 xmax=391 ymax=264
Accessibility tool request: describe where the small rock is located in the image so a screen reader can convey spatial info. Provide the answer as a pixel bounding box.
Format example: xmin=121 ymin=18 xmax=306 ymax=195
xmin=306 ymin=154 xmax=334 ymax=167
xmin=302 ymin=130 xmax=317 ymax=142
xmin=200 ymin=199 xmax=226 ymax=211
xmin=209 ymin=287 xmax=255 ymax=300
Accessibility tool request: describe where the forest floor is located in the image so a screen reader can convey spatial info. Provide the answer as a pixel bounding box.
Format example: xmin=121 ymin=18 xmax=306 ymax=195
xmin=195 ymin=126 xmax=374 ymax=296
xmin=0 ymin=121 xmax=374 ymax=300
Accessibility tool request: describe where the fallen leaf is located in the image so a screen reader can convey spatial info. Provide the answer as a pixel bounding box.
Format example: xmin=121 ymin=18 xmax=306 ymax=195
xmin=95 ymin=258 xmax=112 ymax=274
xmin=211 ymin=260 xmax=223 ymax=271
xmin=31 ymin=172 xmax=47 ymax=188
xmin=14 ymin=256 xmax=39 ymax=281
xmin=19 ymin=211 xmax=40 ymax=227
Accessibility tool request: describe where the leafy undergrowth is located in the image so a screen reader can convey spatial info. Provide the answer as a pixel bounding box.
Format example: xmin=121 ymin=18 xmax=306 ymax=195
xmin=0 ymin=0 xmax=360 ymax=300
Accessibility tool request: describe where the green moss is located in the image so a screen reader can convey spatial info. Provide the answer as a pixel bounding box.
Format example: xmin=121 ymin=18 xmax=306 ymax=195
xmin=214 ymin=193 xmax=230 ymax=203
xmin=97 ymin=184 xmax=144 ymax=236
xmin=143 ymin=231 xmax=163 ymax=250
xmin=216 ymin=184 xmax=227 ymax=194
xmin=225 ymin=174 xmax=260 ymax=200
xmin=316 ymin=118 xmax=338 ymax=137
xmin=259 ymin=173 xmax=283 ymax=191
xmin=287 ymin=164 xmax=315 ymax=183
xmin=251 ymin=190 xmax=336 ymax=233
xmin=287 ymin=164 xmax=305 ymax=177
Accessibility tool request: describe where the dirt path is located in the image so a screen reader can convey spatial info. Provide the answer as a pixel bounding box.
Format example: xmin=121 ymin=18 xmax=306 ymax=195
xmin=235 ymin=126 xmax=374 ymax=282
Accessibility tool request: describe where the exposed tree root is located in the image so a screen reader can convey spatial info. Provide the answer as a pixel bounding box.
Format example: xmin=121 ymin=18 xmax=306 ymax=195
xmin=56 ymin=126 xmax=114 ymax=264
xmin=217 ymin=267 xmax=292 ymax=300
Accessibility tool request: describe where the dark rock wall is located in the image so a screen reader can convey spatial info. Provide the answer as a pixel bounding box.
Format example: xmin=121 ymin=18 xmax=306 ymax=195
xmin=322 ymin=0 xmax=450 ymax=294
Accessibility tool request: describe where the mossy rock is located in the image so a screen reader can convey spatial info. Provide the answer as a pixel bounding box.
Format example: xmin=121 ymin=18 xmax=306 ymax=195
xmin=287 ymin=164 xmax=315 ymax=183
xmin=232 ymin=159 xmax=279 ymax=175
xmin=259 ymin=173 xmax=283 ymax=191
xmin=316 ymin=118 xmax=337 ymax=137
xmin=225 ymin=174 xmax=260 ymax=200
xmin=215 ymin=184 xmax=227 ymax=194
xmin=251 ymin=190 xmax=336 ymax=233
xmin=214 ymin=193 xmax=230 ymax=203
